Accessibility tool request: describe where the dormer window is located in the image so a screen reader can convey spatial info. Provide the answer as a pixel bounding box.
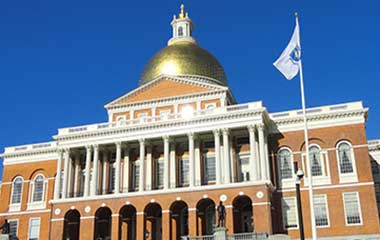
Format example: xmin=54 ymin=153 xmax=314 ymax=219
xmin=178 ymin=26 xmax=184 ymax=37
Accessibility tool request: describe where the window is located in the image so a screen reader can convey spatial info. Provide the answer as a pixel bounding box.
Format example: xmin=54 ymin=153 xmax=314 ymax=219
xmin=282 ymin=197 xmax=298 ymax=229
xmin=9 ymin=219 xmax=18 ymax=238
xmin=278 ymin=148 xmax=293 ymax=180
xmin=314 ymin=195 xmax=329 ymax=227
xmin=343 ymin=192 xmax=362 ymax=225
xmin=116 ymin=116 xmax=126 ymax=126
xmin=137 ymin=113 xmax=149 ymax=123
xmin=204 ymin=154 xmax=216 ymax=182
xmin=337 ymin=142 xmax=354 ymax=174
xmin=159 ymin=110 xmax=171 ymax=120
xmin=155 ymin=158 xmax=164 ymax=189
xmin=179 ymin=155 xmax=189 ymax=186
xmin=132 ymin=161 xmax=140 ymax=190
xmin=31 ymin=175 xmax=44 ymax=202
xmin=10 ymin=176 xmax=23 ymax=205
xmin=205 ymin=103 xmax=216 ymax=110
xmin=28 ymin=218 xmax=40 ymax=240
xmin=309 ymin=146 xmax=323 ymax=176
xmin=109 ymin=164 xmax=116 ymax=193
xmin=238 ymin=153 xmax=250 ymax=182
xmin=178 ymin=26 xmax=183 ymax=37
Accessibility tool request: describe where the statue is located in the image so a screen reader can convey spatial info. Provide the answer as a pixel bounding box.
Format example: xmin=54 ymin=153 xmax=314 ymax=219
xmin=0 ymin=219 xmax=10 ymax=234
xmin=217 ymin=201 xmax=226 ymax=228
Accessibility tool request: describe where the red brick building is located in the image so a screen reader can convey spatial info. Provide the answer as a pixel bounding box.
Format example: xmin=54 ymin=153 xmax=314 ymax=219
xmin=1 ymin=4 xmax=379 ymax=240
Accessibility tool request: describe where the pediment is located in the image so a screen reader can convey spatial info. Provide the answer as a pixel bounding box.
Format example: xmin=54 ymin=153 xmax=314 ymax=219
xmin=106 ymin=76 xmax=227 ymax=107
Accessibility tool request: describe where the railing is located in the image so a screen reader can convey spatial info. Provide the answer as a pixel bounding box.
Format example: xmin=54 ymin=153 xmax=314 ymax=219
xmin=270 ymin=101 xmax=363 ymax=120
xmin=181 ymin=235 xmax=215 ymax=240
xmin=368 ymin=140 xmax=380 ymax=146
xmin=227 ymin=233 xmax=268 ymax=240
xmin=58 ymin=102 xmax=263 ymax=135
xmin=4 ymin=141 xmax=57 ymax=154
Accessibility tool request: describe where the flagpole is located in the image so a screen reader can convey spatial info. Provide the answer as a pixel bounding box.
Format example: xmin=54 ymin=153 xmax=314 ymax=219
xmin=296 ymin=13 xmax=318 ymax=240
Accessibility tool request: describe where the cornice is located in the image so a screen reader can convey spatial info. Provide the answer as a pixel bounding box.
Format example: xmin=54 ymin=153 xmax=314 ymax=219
xmin=368 ymin=140 xmax=380 ymax=152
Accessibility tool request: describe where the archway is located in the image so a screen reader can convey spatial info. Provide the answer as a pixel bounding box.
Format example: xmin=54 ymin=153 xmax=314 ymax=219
xmin=196 ymin=198 xmax=215 ymax=236
xmin=170 ymin=201 xmax=189 ymax=240
xmin=233 ymin=195 xmax=253 ymax=233
xmin=94 ymin=207 xmax=112 ymax=240
xmin=63 ymin=209 xmax=80 ymax=240
xmin=119 ymin=205 xmax=137 ymax=240
xmin=144 ymin=203 xmax=162 ymax=240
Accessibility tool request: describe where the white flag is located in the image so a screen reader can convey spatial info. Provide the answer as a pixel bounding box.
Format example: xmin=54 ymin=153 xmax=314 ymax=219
xmin=273 ymin=17 xmax=301 ymax=80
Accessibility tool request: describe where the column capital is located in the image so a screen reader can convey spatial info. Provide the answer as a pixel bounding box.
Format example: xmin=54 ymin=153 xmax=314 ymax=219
xmin=138 ymin=138 xmax=145 ymax=144
xmin=256 ymin=123 xmax=265 ymax=131
xmin=248 ymin=125 xmax=256 ymax=133
xmin=115 ymin=141 xmax=122 ymax=147
xmin=222 ymin=128 xmax=229 ymax=135
xmin=92 ymin=144 xmax=99 ymax=150
xmin=162 ymin=135 xmax=170 ymax=142
xmin=85 ymin=145 xmax=92 ymax=151
xmin=187 ymin=132 xmax=195 ymax=139
xmin=57 ymin=148 xmax=64 ymax=154
xmin=213 ymin=129 xmax=221 ymax=136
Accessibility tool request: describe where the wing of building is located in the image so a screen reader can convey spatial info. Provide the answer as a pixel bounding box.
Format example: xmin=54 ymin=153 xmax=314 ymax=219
xmin=1 ymin=4 xmax=380 ymax=240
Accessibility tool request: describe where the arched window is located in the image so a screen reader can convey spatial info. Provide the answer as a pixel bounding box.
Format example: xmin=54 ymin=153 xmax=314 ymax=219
xmin=32 ymin=175 xmax=45 ymax=202
xmin=278 ymin=148 xmax=293 ymax=180
xmin=309 ymin=145 xmax=323 ymax=176
xmin=10 ymin=176 xmax=23 ymax=205
xmin=178 ymin=26 xmax=184 ymax=37
xmin=337 ymin=142 xmax=354 ymax=174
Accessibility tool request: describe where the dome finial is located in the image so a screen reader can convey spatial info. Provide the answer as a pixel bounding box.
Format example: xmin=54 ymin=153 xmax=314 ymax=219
xmin=179 ymin=4 xmax=185 ymax=19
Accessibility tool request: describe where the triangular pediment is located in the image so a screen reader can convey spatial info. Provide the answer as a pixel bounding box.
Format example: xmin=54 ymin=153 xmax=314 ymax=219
xmin=105 ymin=75 xmax=227 ymax=107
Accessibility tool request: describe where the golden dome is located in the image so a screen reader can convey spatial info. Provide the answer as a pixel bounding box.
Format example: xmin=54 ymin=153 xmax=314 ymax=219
xmin=140 ymin=41 xmax=227 ymax=86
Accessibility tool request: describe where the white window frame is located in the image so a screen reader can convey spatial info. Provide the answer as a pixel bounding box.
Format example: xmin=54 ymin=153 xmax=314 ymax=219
xmin=237 ymin=151 xmax=250 ymax=182
xmin=205 ymin=103 xmax=216 ymax=110
xmin=277 ymin=147 xmax=295 ymax=188
xmin=179 ymin=154 xmax=190 ymax=186
xmin=314 ymin=194 xmax=330 ymax=228
xmin=132 ymin=160 xmax=140 ymax=191
xmin=155 ymin=157 xmax=165 ymax=189
xmin=204 ymin=151 xmax=217 ymax=183
xmin=343 ymin=192 xmax=363 ymax=226
xmin=116 ymin=116 xmax=127 ymax=126
xmin=8 ymin=218 xmax=19 ymax=238
xmin=159 ymin=109 xmax=171 ymax=120
xmin=281 ymin=197 xmax=299 ymax=230
xmin=28 ymin=217 xmax=41 ymax=240
xmin=137 ymin=113 xmax=149 ymax=123
xmin=27 ymin=174 xmax=46 ymax=210
xmin=302 ymin=144 xmax=331 ymax=186
xmin=9 ymin=176 xmax=23 ymax=212
xmin=336 ymin=141 xmax=358 ymax=183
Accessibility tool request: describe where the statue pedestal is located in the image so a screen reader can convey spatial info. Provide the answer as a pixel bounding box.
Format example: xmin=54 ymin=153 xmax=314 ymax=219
xmin=214 ymin=227 xmax=228 ymax=240
xmin=0 ymin=235 xmax=9 ymax=240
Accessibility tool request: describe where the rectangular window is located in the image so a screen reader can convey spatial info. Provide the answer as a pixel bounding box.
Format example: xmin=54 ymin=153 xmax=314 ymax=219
xmin=155 ymin=159 xmax=164 ymax=188
xmin=138 ymin=113 xmax=149 ymax=123
xmin=179 ymin=156 xmax=189 ymax=186
xmin=132 ymin=162 xmax=140 ymax=190
xmin=28 ymin=218 xmax=40 ymax=240
xmin=109 ymin=164 xmax=116 ymax=193
xmin=204 ymin=155 xmax=216 ymax=182
xmin=9 ymin=219 xmax=18 ymax=238
xmin=238 ymin=153 xmax=250 ymax=182
xmin=159 ymin=110 xmax=171 ymax=120
xmin=314 ymin=195 xmax=329 ymax=227
xmin=343 ymin=192 xmax=362 ymax=225
xmin=282 ymin=198 xmax=298 ymax=229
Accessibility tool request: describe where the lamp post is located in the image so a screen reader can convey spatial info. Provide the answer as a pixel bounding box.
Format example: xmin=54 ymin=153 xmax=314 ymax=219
xmin=294 ymin=162 xmax=305 ymax=240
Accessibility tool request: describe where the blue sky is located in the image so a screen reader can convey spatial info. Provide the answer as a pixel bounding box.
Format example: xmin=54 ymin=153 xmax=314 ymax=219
xmin=0 ymin=0 xmax=379 ymax=177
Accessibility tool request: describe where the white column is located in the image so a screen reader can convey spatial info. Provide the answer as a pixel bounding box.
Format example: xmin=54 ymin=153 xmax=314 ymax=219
xmin=139 ymin=139 xmax=145 ymax=192
xmin=62 ymin=149 xmax=70 ymax=199
xmin=222 ymin=129 xmax=231 ymax=184
xmin=123 ymin=146 xmax=130 ymax=193
xmin=115 ymin=142 xmax=122 ymax=194
xmin=146 ymin=144 xmax=152 ymax=190
xmin=90 ymin=145 xmax=99 ymax=196
xmin=84 ymin=146 xmax=92 ymax=197
xmin=188 ymin=133 xmax=195 ymax=187
xmin=248 ymin=125 xmax=258 ymax=181
xmin=169 ymin=139 xmax=177 ymax=188
xmin=54 ymin=149 xmax=63 ymax=200
xmin=73 ymin=155 xmax=80 ymax=197
xmin=264 ymin=132 xmax=271 ymax=180
xmin=213 ymin=129 xmax=221 ymax=185
xmin=258 ymin=124 xmax=268 ymax=181
xmin=194 ymin=136 xmax=201 ymax=186
xmin=163 ymin=136 xmax=170 ymax=190
xmin=102 ymin=151 xmax=109 ymax=195
xmin=67 ymin=156 xmax=73 ymax=197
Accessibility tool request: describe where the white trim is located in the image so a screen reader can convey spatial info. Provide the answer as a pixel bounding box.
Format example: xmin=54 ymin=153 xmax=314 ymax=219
xmin=277 ymin=147 xmax=296 ymax=188
xmin=50 ymin=218 xmax=65 ymax=222
xmin=342 ymin=192 xmax=363 ymax=226
xmin=0 ymin=209 xmax=50 ymax=217
xmin=252 ymin=202 xmax=270 ymax=206
xmin=336 ymin=141 xmax=358 ymax=183
xmin=314 ymin=194 xmax=330 ymax=228
xmin=278 ymin=181 xmax=374 ymax=193
xmin=80 ymin=216 xmax=95 ymax=220
xmin=28 ymin=217 xmax=41 ymax=240
xmin=9 ymin=176 xmax=24 ymax=212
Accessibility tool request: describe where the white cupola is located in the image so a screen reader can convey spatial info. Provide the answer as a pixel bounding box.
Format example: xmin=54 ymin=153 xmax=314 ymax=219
xmin=168 ymin=4 xmax=197 ymax=46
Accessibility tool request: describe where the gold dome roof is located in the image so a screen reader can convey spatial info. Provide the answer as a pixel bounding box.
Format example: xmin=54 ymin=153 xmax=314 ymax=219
xmin=140 ymin=41 xmax=227 ymax=86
